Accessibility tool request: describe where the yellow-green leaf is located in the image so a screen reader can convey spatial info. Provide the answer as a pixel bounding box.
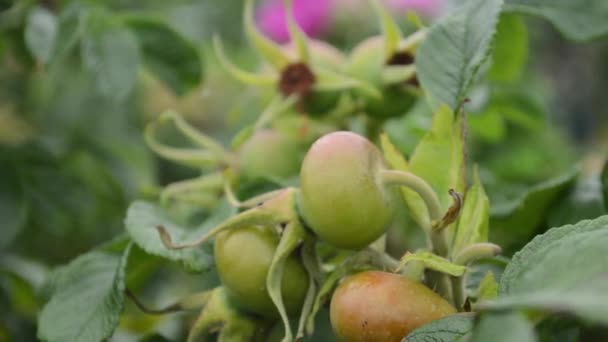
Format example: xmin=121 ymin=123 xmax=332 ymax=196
xmin=477 ymin=271 xmax=499 ymax=300
xmin=452 ymin=166 xmax=490 ymax=255
xmin=406 ymin=105 xmax=466 ymax=230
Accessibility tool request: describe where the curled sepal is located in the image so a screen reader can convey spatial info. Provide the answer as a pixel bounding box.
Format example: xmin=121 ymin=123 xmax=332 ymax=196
xmin=160 ymin=110 xmax=228 ymax=156
xmin=371 ymin=0 xmax=403 ymax=59
xmin=453 ymin=242 xmax=502 ymax=266
xmin=254 ymin=94 xmax=299 ymax=130
xmin=144 ymin=110 xmax=231 ymax=168
xmin=244 ymin=0 xmax=290 ymax=69
xmin=213 ymin=36 xmax=278 ymax=86
xmin=432 ymin=189 xmax=463 ymax=232
xmin=406 ymin=11 xmax=425 ymax=29
xmin=144 ymin=120 xmax=224 ymax=168
xmin=313 ymin=66 xmax=382 ymax=99
xmin=231 ymin=95 xmax=298 ymax=150
xmin=168 ymin=193 xmax=219 ymax=208
xmin=266 ymin=221 xmax=307 ymax=342
xmin=231 ymin=125 xmax=256 ymax=150
xmin=224 ymin=179 xmax=285 ymax=209
xmin=126 ymin=288 xmax=212 ymax=314
xmin=187 ymin=287 xmax=260 ymax=342
xmin=296 ymin=240 xmax=321 ymax=340
xmin=397 ymin=28 xmax=427 ymax=54
xmin=284 ymin=0 xmax=310 ymax=63
xmin=395 ymin=251 xmax=466 ymax=277
xmin=160 ymin=172 xmax=224 ymax=207
xmin=381 ymin=64 xmax=416 ymax=85
xmin=157 ymin=189 xmax=296 ymax=250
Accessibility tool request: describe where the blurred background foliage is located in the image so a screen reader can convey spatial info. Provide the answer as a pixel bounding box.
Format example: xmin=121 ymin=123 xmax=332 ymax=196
xmin=0 ymin=0 xmax=607 ymax=340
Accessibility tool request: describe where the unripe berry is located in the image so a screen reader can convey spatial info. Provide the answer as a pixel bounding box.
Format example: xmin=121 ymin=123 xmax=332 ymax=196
xmin=214 ymin=225 xmax=309 ymax=318
xmin=239 ymin=129 xmax=303 ymax=182
xmin=297 ymin=131 xmax=395 ymax=249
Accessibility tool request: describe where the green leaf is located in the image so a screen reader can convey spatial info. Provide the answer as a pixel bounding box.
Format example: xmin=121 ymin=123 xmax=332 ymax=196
xmin=125 ymin=199 xmax=235 ymax=272
xmin=416 ymin=0 xmax=503 ymax=110
xmin=38 ymin=244 xmax=132 ymax=342
xmin=0 ymin=167 xmax=27 ymax=250
xmin=380 ymin=133 xmax=427 ymax=229
xmin=477 ymin=271 xmax=499 ymax=300
xmin=469 ymin=312 xmax=536 ymax=342
xmin=0 ymin=256 xmax=48 ymax=318
xmin=467 ymin=110 xmax=507 ymax=144
xmin=504 ymin=0 xmax=608 ymax=41
xmin=452 ymin=167 xmax=490 ymax=255
xmin=463 ymin=257 xmax=508 ymax=299
xmin=490 ymin=167 xmax=579 ymax=250
xmin=81 ymin=11 xmax=139 ymax=101
xmin=500 ymin=215 xmax=608 ymax=294
xmin=488 ymin=14 xmax=528 ymax=83
xmin=407 ymin=105 xmax=466 ymax=230
xmin=403 ymin=314 xmax=474 ymax=342
xmin=47 ymin=2 xmax=83 ymax=65
xmin=483 ymin=215 xmax=608 ymax=324
xmin=397 ymin=251 xmax=466 ymax=277
xmin=25 ymin=6 xmax=58 ymax=64
xmin=547 ymin=176 xmax=606 ymax=228
xmin=380 ymin=133 xmax=409 ymax=172
xmin=124 ymin=15 xmax=203 ymax=95
xmin=483 ymin=277 xmax=608 ymax=325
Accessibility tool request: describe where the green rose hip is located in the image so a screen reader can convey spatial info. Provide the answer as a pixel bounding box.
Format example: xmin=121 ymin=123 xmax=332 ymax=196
xmin=238 ymin=129 xmax=303 ymax=182
xmin=298 ymin=131 xmax=443 ymax=250
xmin=214 ymin=225 xmax=309 ymax=318
xmin=298 ymin=131 xmax=395 ymax=249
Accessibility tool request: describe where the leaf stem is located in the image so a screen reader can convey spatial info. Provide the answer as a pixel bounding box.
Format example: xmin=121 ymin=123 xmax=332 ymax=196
xmin=379 ymin=169 xmax=454 ymax=302
xmin=380 ymin=168 xmax=449 ymax=260
xmin=380 ymin=169 xmax=443 ymax=228
xmin=450 ymin=276 xmax=465 ymax=310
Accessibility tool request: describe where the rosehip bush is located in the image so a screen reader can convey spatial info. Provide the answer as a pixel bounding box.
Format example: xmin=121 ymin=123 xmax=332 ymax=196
xmin=24 ymin=0 xmax=608 ymax=342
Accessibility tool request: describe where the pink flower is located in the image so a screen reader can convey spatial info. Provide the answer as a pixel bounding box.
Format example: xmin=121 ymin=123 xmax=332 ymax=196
xmin=256 ymin=0 xmax=332 ymax=43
